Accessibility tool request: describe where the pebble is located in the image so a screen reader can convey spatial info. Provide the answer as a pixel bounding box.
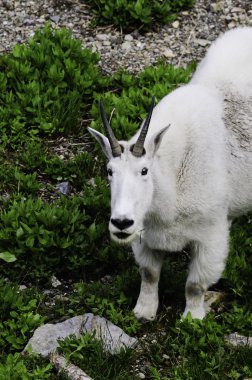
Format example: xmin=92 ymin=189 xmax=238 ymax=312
xmin=195 ymin=38 xmax=210 ymax=47
xmin=163 ymin=354 xmax=170 ymax=360
xmin=124 ymin=34 xmax=133 ymax=41
xmin=19 ymin=285 xmax=27 ymax=291
xmin=96 ymin=33 xmax=109 ymax=41
xmin=163 ymin=48 xmax=175 ymax=58
xmin=51 ymin=275 xmax=62 ymax=288
xmin=121 ymin=41 xmax=131 ymax=51
xmin=56 ymin=181 xmax=70 ymax=195
xmin=210 ymin=2 xmax=224 ymax=12
xmin=172 ymin=20 xmax=180 ymax=28
xmin=138 ymin=373 xmax=145 ymax=379
xmin=50 ymin=15 xmax=60 ymax=23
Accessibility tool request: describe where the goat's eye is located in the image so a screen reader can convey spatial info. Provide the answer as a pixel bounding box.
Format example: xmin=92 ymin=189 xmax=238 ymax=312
xmin=141 ymin=167 xmax=148 ymax=176
xmin=107 ymin=168 xmax=113 ymax=176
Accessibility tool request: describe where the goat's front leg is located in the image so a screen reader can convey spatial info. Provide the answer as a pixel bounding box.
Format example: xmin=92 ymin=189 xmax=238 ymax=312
xmin=132 ymin=241 xmax=164 ymax=321
xmin=184 ymin=218 xmax=229 ymax=319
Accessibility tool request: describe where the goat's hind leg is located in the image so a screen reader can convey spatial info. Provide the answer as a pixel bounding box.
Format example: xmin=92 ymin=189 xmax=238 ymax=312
xmin=132 ymin=241 xmax=164 ymax=321
xmin=184 ymin=218 xmax=229 ymax=319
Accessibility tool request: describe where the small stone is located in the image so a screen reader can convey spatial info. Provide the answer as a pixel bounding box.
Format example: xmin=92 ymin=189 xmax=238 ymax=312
xmin=121 ymin=41 xmax=131 ymax=52
xmin=163 ymin=48 xmax=175 ymax=58
xmin=50 ymin=15 xmax=60 ymax=23
xmin=163 ymin=354 xmax=170 ymax=360
xmin=51 ymin=275 xmax=62 ymax=288
xmin=37 ymin=17 xmax=45 ymax=24
xmin=172 ymin=20 xmax=179 ymax=29
xmin=195 ymin=39 xmax=210 ymax=47
xmin=124 ymin=34 xmax=133 ymax=42
xmin=136 ymin=41 xmax=143 ymax=49
xmin=103 ymin=40 xmax=111 ymax=46
xmin=231 ymin=7 xmax=244 ymax=13
xmin=2 ymin=0 xmax=14 ymax=10
xmin=56 ymin=182 xmax=70 ymax=195
xmin=96 ymin=33 xmax=109 ymax=41
xmin=228 ymin=21 xmax=236 ymax=29
xmin=138 ymin=373 xmax=145 ymax=379
xmin=23 ymin=18 xmax=35 ymax=26
xmin=19 ymin=285 xmax=27 ymax=291
xmin=210 ymin=2 xmax=223 ymax=12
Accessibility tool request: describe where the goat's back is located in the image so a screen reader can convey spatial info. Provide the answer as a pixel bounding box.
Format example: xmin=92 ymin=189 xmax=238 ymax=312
xmin=191 ymin=27 xmax=252 ymax=95
xmin=192 ymin=27 xmax=252 ymax=217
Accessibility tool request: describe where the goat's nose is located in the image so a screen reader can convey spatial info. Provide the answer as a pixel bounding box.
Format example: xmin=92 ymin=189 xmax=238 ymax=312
xmin=111 ymin=218 xmax=134 ymax=231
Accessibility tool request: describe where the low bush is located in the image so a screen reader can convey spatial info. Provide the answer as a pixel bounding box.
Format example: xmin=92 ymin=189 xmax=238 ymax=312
xmin=90 ymin=62 xmax=195 ymax=140
xmin=0 ymin=23 xmax=108 ymax=145
xmin=86 ymin=0 xmax=195 ymax=32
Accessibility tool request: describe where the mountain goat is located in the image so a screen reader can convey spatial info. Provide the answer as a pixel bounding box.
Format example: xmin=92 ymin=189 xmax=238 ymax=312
xmin=88 ymin=27 xmax=252 ymax=320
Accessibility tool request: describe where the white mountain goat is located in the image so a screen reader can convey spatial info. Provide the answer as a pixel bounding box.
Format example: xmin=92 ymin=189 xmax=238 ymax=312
xmin=88 ymin=27 xmax=252 ymax=320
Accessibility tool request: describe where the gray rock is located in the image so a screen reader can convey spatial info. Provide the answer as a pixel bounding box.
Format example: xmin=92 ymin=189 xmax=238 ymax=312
xmin=24 ymin=313 xmax=138 ymax=357
xmin=210 ymin=2 xmax=224 ymax=12
xmin=23 ymin=18 xmax=35 ymax=26
xmin=96 ymin=33 xmax=109 ymax=41
xmin=121 ymin=41 xmax=131 ymax=52
xmin=24 ymin=316 xmax=84 ymax=357
xmin=226 ymin=333 xmax=252 ymax=347
xmin=82 ymin=313 xmax=138 ymax=354
xmin=56 ymin=181 xmax=70 ymax=195
xmin=172 ymin=21 xmax=179 ymax=29
xmin=51 ymin=275 xmax=62 ymax=288
xmin=124 ymin=34 xmax=133 ymax=42
xmin=195 ymin=38 xmax=210 ymax=47
xmin=163 ymin=48 xmax=175 ymax=58
xmin=19 ymin=285 xmax=27 ymax=291
xmin=50 ymin=15 xmax=60 ymax=23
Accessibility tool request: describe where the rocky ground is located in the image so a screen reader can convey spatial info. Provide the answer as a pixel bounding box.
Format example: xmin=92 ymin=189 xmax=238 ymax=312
xmin=0 ymin=0 xmax=251 ymax=74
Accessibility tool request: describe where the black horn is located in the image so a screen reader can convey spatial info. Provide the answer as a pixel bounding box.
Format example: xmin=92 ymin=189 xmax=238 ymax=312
xmin=132 ymin=96 xmax=155 ymax=157
xmin=100 ymin=100 xmax=122 ymax=157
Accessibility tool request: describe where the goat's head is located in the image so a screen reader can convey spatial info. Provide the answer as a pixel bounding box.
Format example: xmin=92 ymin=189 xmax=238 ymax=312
xmin=88 ymin=98 xmax=169 ymax=244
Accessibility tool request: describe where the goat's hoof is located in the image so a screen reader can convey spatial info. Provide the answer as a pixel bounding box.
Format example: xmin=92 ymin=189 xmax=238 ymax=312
xmin=133 ymin=306 xmax=156 ymax=323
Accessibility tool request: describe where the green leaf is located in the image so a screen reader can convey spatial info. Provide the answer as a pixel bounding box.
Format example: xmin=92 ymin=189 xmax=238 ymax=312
xmin=0 ymin=251 xmax=17 ymax=262
xmin=16 ymin=226 xmax=24 ymax=239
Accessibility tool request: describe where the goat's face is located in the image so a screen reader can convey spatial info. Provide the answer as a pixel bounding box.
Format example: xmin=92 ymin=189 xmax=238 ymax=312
xmin=88 ymin=98 xmax=169 ymax=244
xmin=106 ymin=149 xmax=154 ymax=244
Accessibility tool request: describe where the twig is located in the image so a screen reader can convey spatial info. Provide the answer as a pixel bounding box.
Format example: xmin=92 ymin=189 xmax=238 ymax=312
xmin=49 ymin=353 xmax=94 ymax=380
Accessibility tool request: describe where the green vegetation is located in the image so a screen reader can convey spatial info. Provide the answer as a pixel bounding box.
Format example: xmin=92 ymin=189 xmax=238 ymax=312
xmin=0 ymin=24 xmax=251 ymax=379
xmin=86 ymin=0 xmax=196 ymax=32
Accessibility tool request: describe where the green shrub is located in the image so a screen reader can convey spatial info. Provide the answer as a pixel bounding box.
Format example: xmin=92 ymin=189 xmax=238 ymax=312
xmin=0 ymin=353 xmax=53 ymax=379
xmin=0 ymin=176 xmax=129 ymax=282
xmin=87 ymin=0 xmax=195 ymax=32
xmin=58 ymin=332 xmax=136 ymax=380
xmin=0 ymin=24 xmax=108 ymax=144
xmin=90 ymin=63 xmax=195 ymax=140
xmin=0 ymin=279 xmax=45 ymax=352
xmin=168 ymin=316 xmax=252 ymax=379
xmin=225 ymin=214 xmax=252 ymax=301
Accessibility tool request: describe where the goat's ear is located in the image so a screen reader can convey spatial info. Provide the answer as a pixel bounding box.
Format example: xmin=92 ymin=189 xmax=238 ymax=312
xmin=88 ymin=127 xmax=112 ymax=159
xmin=147 ymin=125 xmax=170 ymax=157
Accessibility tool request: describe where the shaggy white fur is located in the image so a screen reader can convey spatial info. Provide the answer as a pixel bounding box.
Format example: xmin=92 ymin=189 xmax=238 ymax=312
xmin=89 ymin=27 xmax=252 ymax=320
